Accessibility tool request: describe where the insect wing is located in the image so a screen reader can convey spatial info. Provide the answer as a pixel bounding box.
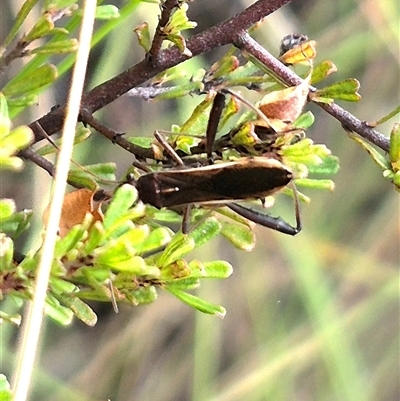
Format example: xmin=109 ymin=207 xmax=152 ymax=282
xmin=136 ymin=158 xmax=292 ymax=208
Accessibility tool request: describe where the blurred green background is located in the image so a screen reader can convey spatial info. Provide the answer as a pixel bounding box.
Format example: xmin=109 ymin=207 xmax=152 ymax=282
xmin=1 ymin=1 xmax=399 ymax=400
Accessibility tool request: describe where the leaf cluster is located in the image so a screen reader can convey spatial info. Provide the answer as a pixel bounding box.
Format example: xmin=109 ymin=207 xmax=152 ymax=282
xmin=0 ymin=0 xmax=398 ymax=330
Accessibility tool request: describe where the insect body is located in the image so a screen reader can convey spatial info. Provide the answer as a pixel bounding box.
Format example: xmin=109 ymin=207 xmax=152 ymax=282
xmin=136 ymin=156 xmax=301 ymax=235
xmin=136 ymin=157 xmax=291 ymax=208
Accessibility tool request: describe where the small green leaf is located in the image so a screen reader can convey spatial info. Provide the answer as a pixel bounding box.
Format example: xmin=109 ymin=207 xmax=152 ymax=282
xmin=292 ymin=111 xmax=315 ymax=130
xmin=103 ymin=184 xmax=138 ymax=229
xmin=24 ymin=15 xmax=54 ymax=42
xmin=0 ymin=374 xmax=13 ymax=401
xmin=221 ymin=221 xmax=256 ymax=251
xmin=136 ymin=226 xmax=173 ymax=255
xmin=0 ymin=199 xmax=16 ymax=219
xmin=306 ymin=155 xmax=340 ymax=175
xmin=128 ymin=136 xmax=154 ymax=149
xmin=295 ymin=178 xmax=335 ymax=191
xmin=127 ymin=286 xmax=158 ymax=305
xmin=0 ymin=93 xmax=11 ymax=136
xmin=0 ymin=209 xmax=32 ymax=238
xmin=45 ymin=295 xmax=74 ymax=325
xmin=55 ymin=294 xmax=98 ymax=326
xmin=164 ymin=3 xmax=197 ymax=34
xmin=158 ymin=233 xmax=195 ymax=268
xmin=134 ymin=22 xmax=151 ymax=53
xmin=3 ymin=64 xmax=58 ymax=97
xmin=180 ymin=96 xmax=213 ymax=136
xmin=315 ymin=79 xmax=361 ymax=102
xmin=166 ymin=287 xmax=226 ymax=317
xmin=95 ymin=5 xmax=120 ymax=20
xmin=68 ymin=162 xmax=116 ymax=189
xmin=83 ymin=221 xmax=105 ymax=255
xmin=187 ymin=260 xmax=233 ymax=279
xmin=311 ymin=60 xmax=337 ymax=84
xmin=389 ymin=123 xmax=400 ymax=168
xmin=49 ymin=277 xmax=77 ymax=294
xmin=54 ymin=214 xmax=92 ymax=258
xmin=2 ymin=125 xmax=34 ymax=153
xmin=209 ymin=56 xmax=240 ymax=79
xmin=0 ymin=234 xmax=14 ymax=271
xmin=31 ymin=38 xmax=79 ymax=54
xmin=186 ymin=216 xmax=221 ymax=249
xmin=5 ymin=94 xmax=39 ymax=108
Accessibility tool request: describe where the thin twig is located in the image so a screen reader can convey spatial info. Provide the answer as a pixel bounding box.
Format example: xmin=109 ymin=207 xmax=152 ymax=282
xmin=233 ymin=31 xmax=390 ymax=152
xmin=79 ymin=109 xmax=155 ymax=159
xmin=148 ymin=0 xmax=180 ymax=66
xmin=18 ymin=147 xmax=55 ymax=176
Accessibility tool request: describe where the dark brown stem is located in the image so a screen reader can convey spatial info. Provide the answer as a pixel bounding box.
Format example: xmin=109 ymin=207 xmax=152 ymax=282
xmin=18 ymin=147 xmax=55 ymax=176
xmin=233 ymin=31 xmax=390 ymax=152
xmin=148 ymin=0 xmax=180 ymax=66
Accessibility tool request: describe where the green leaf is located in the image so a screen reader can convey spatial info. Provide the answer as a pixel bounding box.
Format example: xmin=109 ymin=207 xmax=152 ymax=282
xmin=2 ymin=125 xmax=34 ymax=153
xmin=209 ymin=56 xmax=240 ymax=79
xmin=134 ymin=22 xmax=151 ymax=53
xmin=31 ymin=38 xmax=79 ymax=54
xmin=128 ymin=136 xmax=154 ymax=149
xmin=0 ymin=374 xmax=13 ymax=401
xmin=295 ymin=178 xmax=335 ymax=191
xmin=83 ymin=221 xmax=105 ymax=255
xmin=0 ymin=93 xmax=11 ymax=136
xmin=103 ymin=184 xmax=138 ymax=229
xmin=54 ymin=214 xmax=92 ymax=258
xmin=136 ymin=226 xmax=173 ymax=255
xmin=126 ymin=285 xmax=158 ymax=305
xmin=45 ymin=295 xmax=74 ymax=325
xmin=315 ymin=79 xmax=361 ymax=102
xmin=187 ymin=259 xmax=233 ymax=279
xmin=55 ymin=294 xmax=97 ymax=326
xmin=0 ymin=199 xmax=16 ymax=219
xmin=220 ymin=221 xmax=256 ymax=251
xmin=68 ymin=162 xmax=116 ymax=189
xmin=23 ymin=14 xmax=54 ymax=42
xmin=0 ymin=208 xmax=33 ymax=238
xmin=311 ymin=60 xmax=337 ymax=84
xmin=306 ymin=155 xmax=340 ymax=175
xmin=179 ymin=96 xmax=213 ymax=136
xmin=49 ymin=277 xmax=77 ymax=294
xmin=166 ymin=287 xmax=226 ymax=317
xmin=185 ymin=216 xmax=221 ymax=249
xmin=95 ymin=5 xmax=120 ymax=20
xmin=3 ymin=64 xmax=58 ymax=97
xmin=5 ymin=94 xmax=39 ymax=108
xmin=292 ymin=111 xmax=315 ymax=130
xmin=164 ymin=3 xmax=197 ymax=34
xmin=0 ymin=234 xmax=14 ymax=271
xmin=389 ymin=123 xmax=400 ymax=168
xmin=158 ymin=233 xmax=195 ymax=268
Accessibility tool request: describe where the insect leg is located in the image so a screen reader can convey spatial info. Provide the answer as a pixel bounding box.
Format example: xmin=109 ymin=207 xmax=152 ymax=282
xmin=205 ymin=92 xmax=226 ymax=161
xmin=227 ymin=184 xmax=302 ymax=235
